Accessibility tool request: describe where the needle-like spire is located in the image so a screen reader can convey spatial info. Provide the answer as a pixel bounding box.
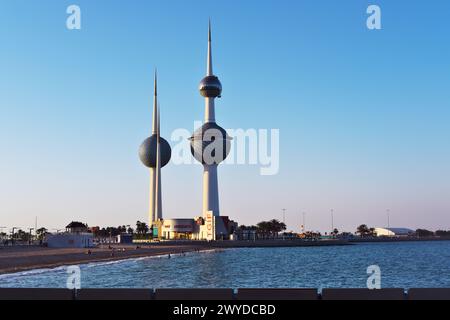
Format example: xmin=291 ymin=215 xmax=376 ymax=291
xmin=152 ymin=69 xmax=158 ymax=135
xmin=207 ymin=19 xmax=213 ymax=76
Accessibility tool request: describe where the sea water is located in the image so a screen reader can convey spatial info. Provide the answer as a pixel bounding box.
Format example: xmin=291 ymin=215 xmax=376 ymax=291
xmin=1 ymin=241 xmax=449 ymax=289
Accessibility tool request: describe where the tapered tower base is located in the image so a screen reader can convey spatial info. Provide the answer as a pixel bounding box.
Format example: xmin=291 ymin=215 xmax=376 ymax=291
xmin=203 ymin=165 xmax=220 ymax=217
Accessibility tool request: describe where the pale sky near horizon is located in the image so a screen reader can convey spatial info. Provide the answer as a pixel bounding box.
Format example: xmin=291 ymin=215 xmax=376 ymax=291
xmin=0 ymin=0 xmax=449 ymax=233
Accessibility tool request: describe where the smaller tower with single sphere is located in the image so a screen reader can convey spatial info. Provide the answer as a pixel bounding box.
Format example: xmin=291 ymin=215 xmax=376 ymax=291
xmin=139 ymin=71 xmax=171 ymax=225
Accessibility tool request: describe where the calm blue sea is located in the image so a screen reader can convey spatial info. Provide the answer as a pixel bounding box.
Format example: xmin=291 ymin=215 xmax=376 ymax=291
xmin=1 ymin=241 xmax=450 ymax=289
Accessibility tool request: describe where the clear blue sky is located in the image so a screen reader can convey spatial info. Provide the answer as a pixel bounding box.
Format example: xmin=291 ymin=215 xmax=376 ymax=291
xmin=0 ymin=0 xmax=449 ymax=233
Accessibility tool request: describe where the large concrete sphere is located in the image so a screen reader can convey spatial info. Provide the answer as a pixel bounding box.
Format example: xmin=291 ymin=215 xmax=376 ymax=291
xmin=190 ymin=122 xmax=231 ymax=165
xmin=139 ymin=134 xmax=172 ymax=168
xmin=199 ymin=76 xmax=222 ymax=98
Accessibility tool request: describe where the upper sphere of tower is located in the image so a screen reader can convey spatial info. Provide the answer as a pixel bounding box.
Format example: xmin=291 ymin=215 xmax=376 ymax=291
xmin=199 ymin=75 xmax=222 ymax=98
xmin=139 ymin=134 xmax=172 ymax=168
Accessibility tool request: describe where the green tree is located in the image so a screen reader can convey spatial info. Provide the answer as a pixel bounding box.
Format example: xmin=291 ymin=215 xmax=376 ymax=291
xmin=357 ymin=224 xmax=370 ymax=237
xmin=36 ymin=228 xmax=48 ymax=241
xmin=256 ymin=219 xmax=286 ymax=238
xmin=136 ymin=221 xmax=149 ymax=235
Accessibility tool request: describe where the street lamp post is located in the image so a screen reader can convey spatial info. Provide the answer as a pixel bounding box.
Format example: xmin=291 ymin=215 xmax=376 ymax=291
xmin=331 ymin=209 xmax=334 ymax=234
xmin=387 ymin=209 xmax=390 ymax=229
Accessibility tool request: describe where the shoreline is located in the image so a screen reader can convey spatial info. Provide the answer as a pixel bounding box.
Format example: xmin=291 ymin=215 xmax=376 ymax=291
xmin=2 ymin=238 xmax=448 ymax=276
xmin=0 ymin=244 xmax=209 ymax=276
xmin=0 ymin=239 xmax=349 ymax=275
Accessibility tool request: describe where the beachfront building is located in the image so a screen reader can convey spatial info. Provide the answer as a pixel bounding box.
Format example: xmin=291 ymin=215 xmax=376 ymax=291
xmin=46 ymin=222 xmax=94 ymax=248
xmin=374 ymin=227 xmax=414 ymax=237
xmin=156 ymin=217 xmax=238 ymax=240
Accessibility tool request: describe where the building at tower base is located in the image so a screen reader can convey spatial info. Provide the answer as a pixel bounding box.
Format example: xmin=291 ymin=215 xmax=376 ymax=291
xmin=154 ymin=216 xmax=238 ymax=241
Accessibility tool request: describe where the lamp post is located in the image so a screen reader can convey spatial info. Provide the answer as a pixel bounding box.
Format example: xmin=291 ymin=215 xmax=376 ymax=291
xmin=387 ymin=209 xmax=390 ymax=229
xmin=331 ymin=209 xmax=334 ymax=234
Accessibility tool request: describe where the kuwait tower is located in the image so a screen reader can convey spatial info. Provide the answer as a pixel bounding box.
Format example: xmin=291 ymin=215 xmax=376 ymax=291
xmin=190 ymin=22 xmax=231 ymax=218
xmin=139 ymin=72 xmax=171 ymax=225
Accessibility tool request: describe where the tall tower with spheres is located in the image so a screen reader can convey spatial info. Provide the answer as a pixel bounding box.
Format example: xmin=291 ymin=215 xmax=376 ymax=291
xmin=190 ymin=21 xmax=231 ymax=229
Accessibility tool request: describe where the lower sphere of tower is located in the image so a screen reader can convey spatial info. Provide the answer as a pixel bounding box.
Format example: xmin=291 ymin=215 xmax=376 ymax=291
xmin=190 ymin=123 xmax=231 ymax=165
xmin=139 ymin=134 xmax=172 ymax=168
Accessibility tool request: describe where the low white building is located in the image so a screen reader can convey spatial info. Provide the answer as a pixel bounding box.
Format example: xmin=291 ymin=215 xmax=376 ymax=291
xmin=46 ymin=221 xmax=94 ymax=248
xmin=155 ymin=215 xmax=238 ymax=240
xmin=46 ymin=233 xmax=94 ymax=248
xmin=160 ymin=219 xmax=195 ymax=240
xmin=374 ymin=227 xmax=414 ymax=237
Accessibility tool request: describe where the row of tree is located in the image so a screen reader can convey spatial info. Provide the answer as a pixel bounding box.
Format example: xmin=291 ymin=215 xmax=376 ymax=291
xmin=416 ymin=229 xmax=450 ymax=237
xmin=1 ymin=222 xmax=150 ymax=242
xmin=239 ymin=219 xmax=287 ymax=239
xmin=91 ymin=222 xmax=150 ymax=238
xmin=0 ymin=228 xmax=49 ymax=242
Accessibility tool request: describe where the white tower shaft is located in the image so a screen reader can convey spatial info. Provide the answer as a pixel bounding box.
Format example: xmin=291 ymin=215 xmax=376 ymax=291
xmin=203 ymin=164 xmax=220 ymax=216
xmin=149 ymin=168 xmax=156 ymax=224
xmin=155 ymin=103 xmax=163 ymax=220
xmin=203 ymin=22 xmax=220 ymax=217
xmin=205 ymin=98 xmax=215 ymax=123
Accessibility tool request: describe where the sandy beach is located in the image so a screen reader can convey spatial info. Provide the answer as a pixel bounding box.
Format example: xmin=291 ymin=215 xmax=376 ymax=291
xmin=0 ymin=244 xmax=208 ymax=275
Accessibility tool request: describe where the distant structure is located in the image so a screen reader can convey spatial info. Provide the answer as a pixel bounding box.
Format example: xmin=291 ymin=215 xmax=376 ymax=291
xmin=46 ymin=221 xmax=94 ymax=248
xmin=190 ymin=21 xmax=232 ymax=240
xmin=139 ymin=72 xmax=172 ymax=226
xmin=374 ymin=227 xmax=414 ymax=237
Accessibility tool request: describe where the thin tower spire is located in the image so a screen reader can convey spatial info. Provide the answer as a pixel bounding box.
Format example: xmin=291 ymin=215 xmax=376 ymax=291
xmin=207 ymin=19 xmax=213 ymax=76
xmin=152 ymin=70 xmax=158 ymax=135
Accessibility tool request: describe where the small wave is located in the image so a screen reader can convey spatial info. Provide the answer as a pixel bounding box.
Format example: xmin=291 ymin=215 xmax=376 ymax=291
xmin=0 ymin=265 xmax=68 ymax=280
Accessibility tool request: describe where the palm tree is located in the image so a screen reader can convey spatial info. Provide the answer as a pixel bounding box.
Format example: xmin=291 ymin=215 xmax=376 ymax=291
xmin=36 ymin=228 xmax=48 ymax=241
xmin=357 ymin=224 xmax=370 ymax=237
xmin=256 ymin=219 xmax=286 ymax=238
xmin=269 ymin=219 xmax=286 ymax=235
xmin=136 ymin=221 xmax=149 ymax=235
